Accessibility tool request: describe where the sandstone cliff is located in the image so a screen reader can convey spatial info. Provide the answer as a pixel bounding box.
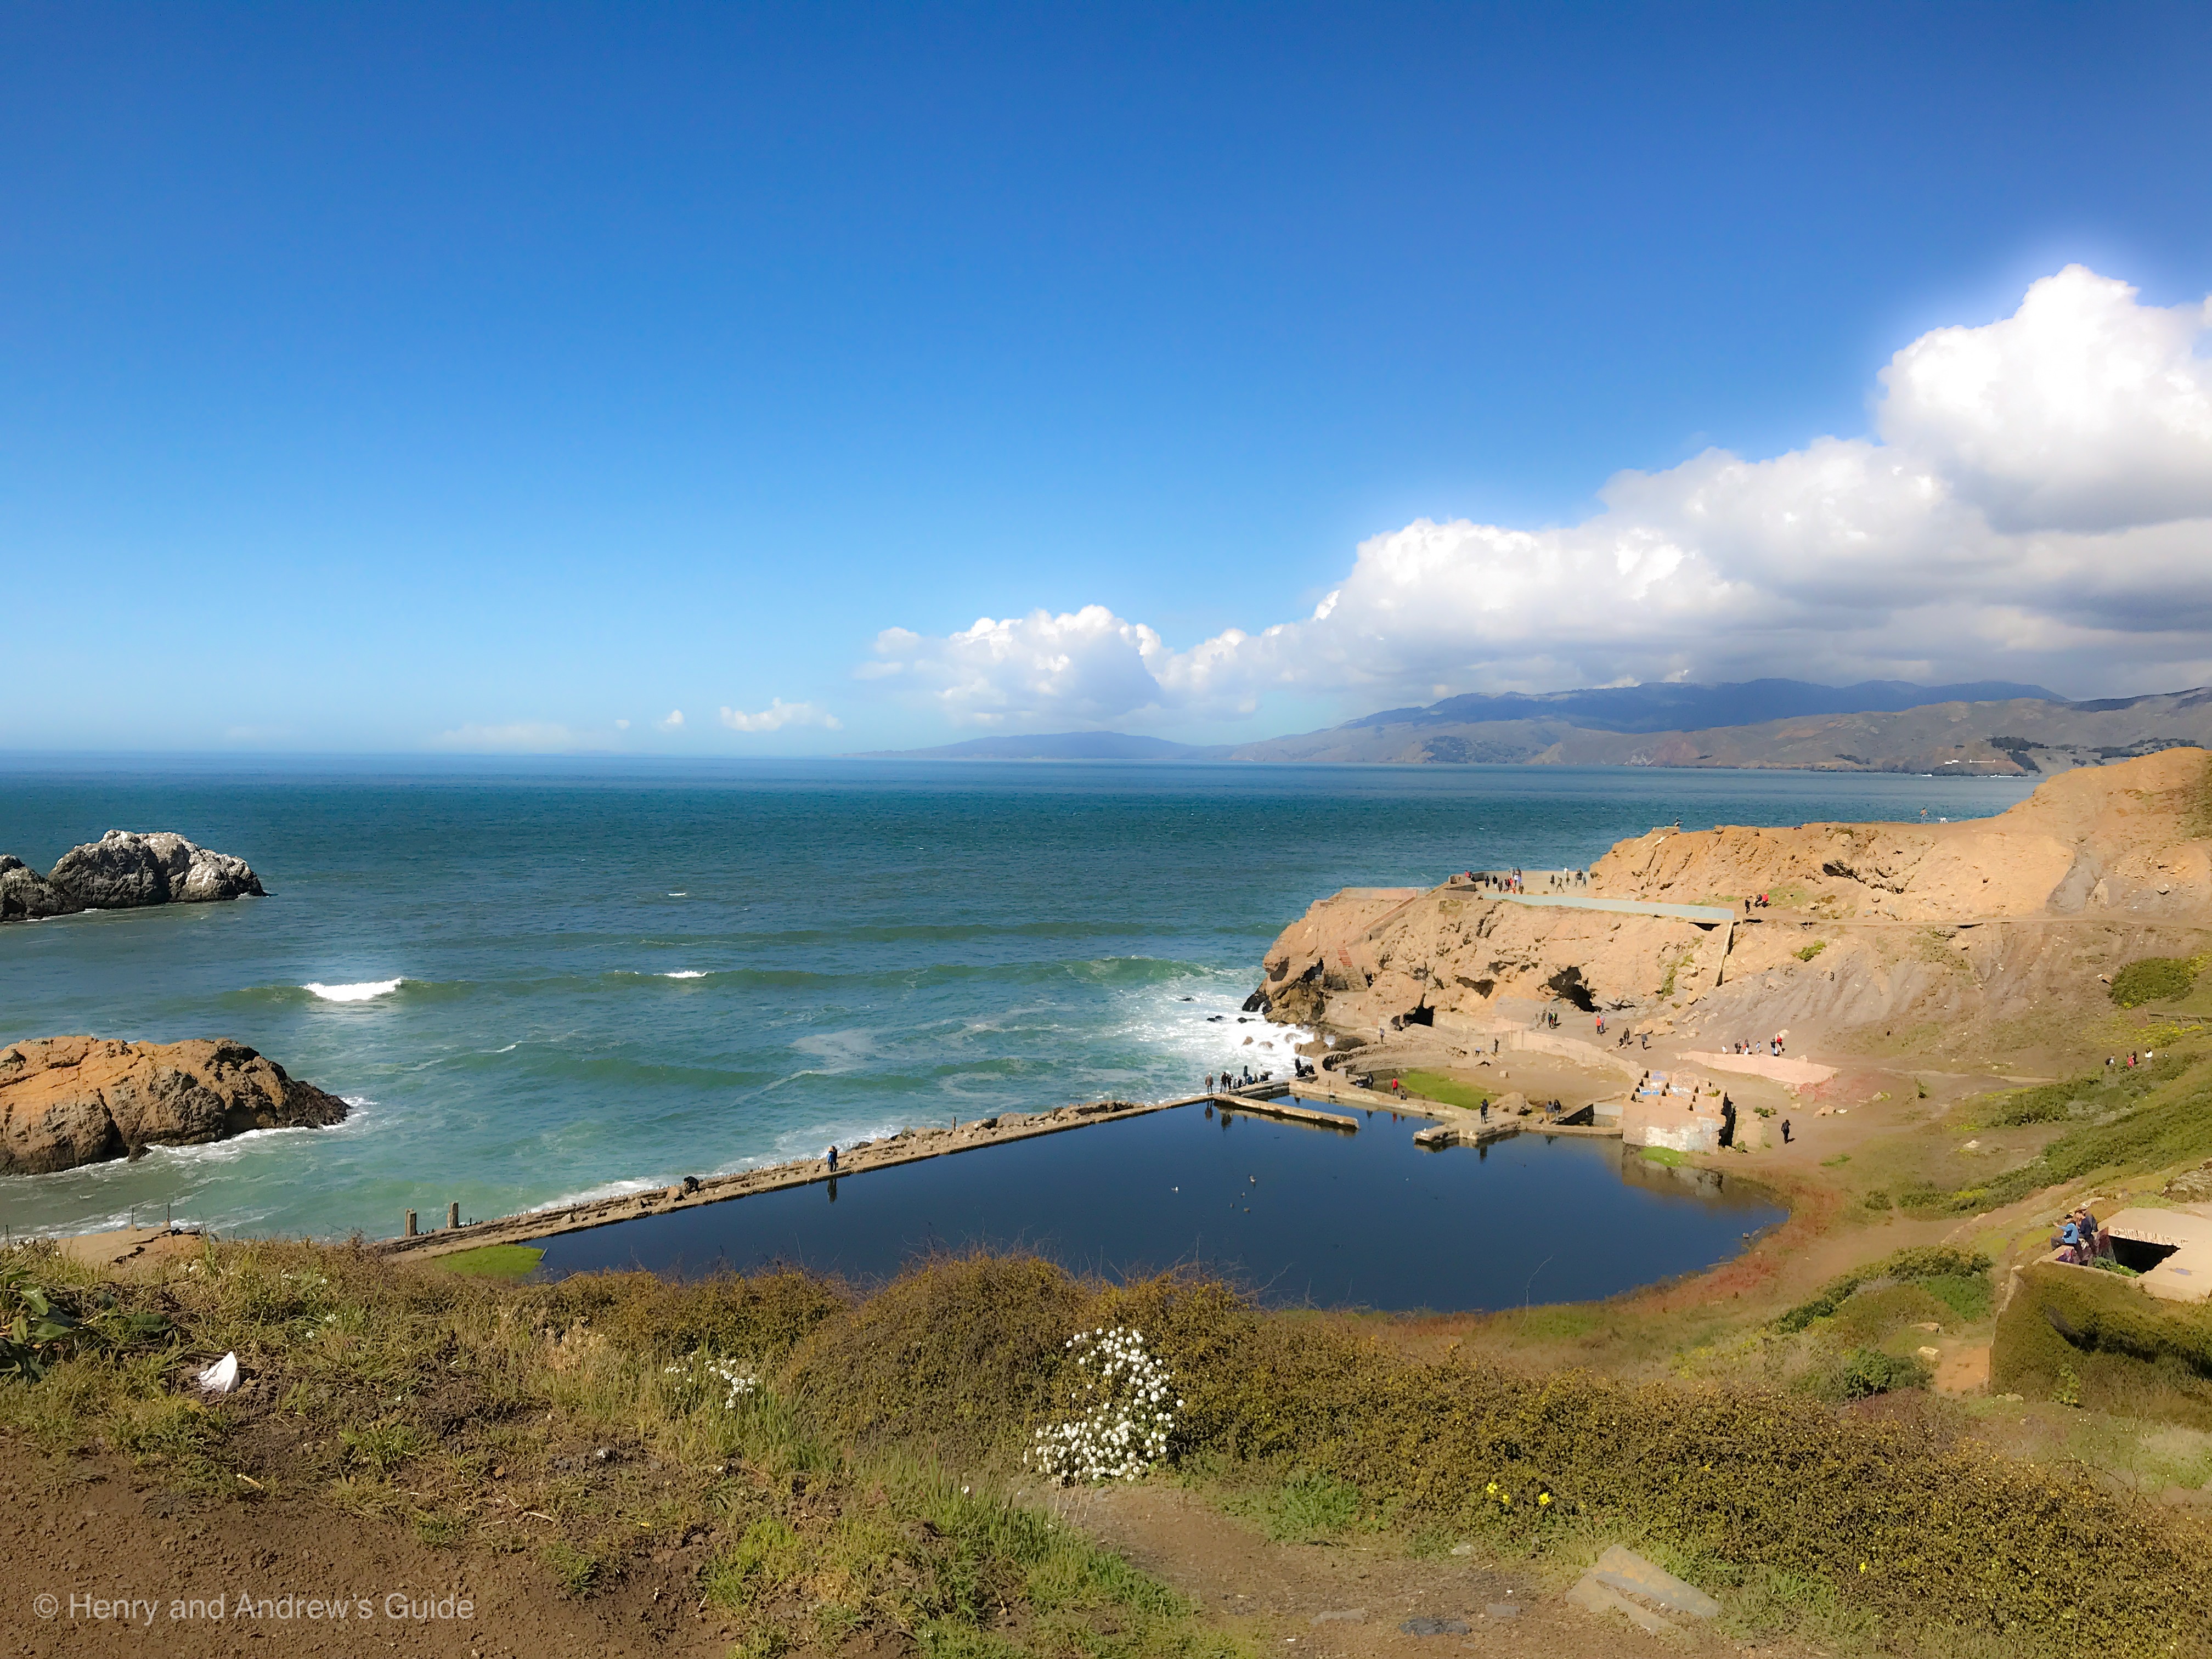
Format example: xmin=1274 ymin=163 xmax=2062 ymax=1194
xmin=1255 ymin=748 xmax=2212 ymax=1057
xmin=0 ymin=1036 xmax=348 ymax=1174
xmin=0 ymin=832 xmax=265 ymax=923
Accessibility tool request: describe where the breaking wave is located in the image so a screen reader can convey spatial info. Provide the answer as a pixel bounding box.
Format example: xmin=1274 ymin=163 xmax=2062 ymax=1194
xmin=303 ymin=978 xmax=405 ymax=1003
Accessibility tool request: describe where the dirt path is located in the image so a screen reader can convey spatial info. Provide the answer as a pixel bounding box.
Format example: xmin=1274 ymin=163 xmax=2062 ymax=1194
xmin=1034 ymin=1482 xmax=1758 ymax=1659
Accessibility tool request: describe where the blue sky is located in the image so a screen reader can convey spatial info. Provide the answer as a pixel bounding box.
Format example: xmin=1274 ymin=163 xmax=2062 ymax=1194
xmin=6 ymin=3 xmax=2212 ymax=753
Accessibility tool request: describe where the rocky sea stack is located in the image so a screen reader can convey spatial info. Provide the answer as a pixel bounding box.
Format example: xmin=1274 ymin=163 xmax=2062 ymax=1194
xmin=0 ymin=1036 xmax=349 ymax=1174
xmin=0 ymin=831 xmax=265 ymax=922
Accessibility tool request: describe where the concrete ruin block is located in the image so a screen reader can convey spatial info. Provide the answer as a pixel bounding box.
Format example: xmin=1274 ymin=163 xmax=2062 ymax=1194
xmin=1566 ymin=1574 xmax=1675 ymax=1634
xmin=1579 ymin=1545 xmax=1721 ymax=1622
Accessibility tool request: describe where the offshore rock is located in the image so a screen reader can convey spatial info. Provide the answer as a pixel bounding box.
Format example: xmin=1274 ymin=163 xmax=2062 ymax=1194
xmin=0 ymin=1036 xmax=349 ymax=1175
xmin=0 ymin=831 xmax=265 ymax=922
xmin=0 ymin=855 xmax=74 ymax=921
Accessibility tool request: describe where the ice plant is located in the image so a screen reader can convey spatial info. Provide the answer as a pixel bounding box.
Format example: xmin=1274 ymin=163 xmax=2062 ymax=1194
xmin=1025 ymin=1325 xmax=1178 ymax=1485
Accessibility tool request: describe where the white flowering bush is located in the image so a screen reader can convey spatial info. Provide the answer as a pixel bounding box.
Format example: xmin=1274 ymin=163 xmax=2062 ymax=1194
xmin=1025 ymin=1325 xmax=1181 ymax=1485
xmin=663 ymin=1354 xmax=760 ymax=1411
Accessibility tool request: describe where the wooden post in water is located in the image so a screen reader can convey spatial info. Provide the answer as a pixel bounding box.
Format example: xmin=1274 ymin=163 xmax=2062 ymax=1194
xmin=405 ymin=1210 xmax=418 ymax=1237
xmin=447 ymin=1201 xmax=461 ymax=1231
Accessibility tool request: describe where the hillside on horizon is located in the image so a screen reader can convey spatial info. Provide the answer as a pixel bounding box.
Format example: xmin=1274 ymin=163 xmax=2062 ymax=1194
xmin=864 ymin=678 xmax=2212 ymax=776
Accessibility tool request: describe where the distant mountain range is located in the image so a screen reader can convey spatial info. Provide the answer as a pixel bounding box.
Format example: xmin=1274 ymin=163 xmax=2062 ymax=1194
xmin=1338 ymin=678 xmax=2057 ymax=736
xmin=861 ymin=678 xmax=2212 ymax=775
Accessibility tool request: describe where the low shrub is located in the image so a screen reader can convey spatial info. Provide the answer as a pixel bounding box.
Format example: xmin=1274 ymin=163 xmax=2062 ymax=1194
xmin=2110 ymin=956 xmax=2201 ymax=1008
xmin=1773 ymin=1246 xmax=1991 ymax=1333
xmin=1819 ymin=1283 xmax=1951 ymax=1349
xmin=781 ymin=1255 xmax=1085 ymax=1458
xmin=1814 ymin=1347 xmax=1931 ymax=1401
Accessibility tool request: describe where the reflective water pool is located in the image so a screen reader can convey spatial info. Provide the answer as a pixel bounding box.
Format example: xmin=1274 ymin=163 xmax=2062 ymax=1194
xmin=533 ymin=1099 xmax=1785 ymax=1311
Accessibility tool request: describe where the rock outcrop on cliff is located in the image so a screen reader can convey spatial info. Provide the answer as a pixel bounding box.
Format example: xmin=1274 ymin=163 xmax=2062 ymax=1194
xmin=0 ymin=1036 xmax=348 ymax=1174
xmin=0 ymin=832 xmax=265 ymax=922
xmin=1255 ymin=748 xmax=2212 ymax=1056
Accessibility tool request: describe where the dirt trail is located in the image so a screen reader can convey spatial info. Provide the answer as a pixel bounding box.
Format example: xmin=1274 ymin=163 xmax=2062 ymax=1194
xmin=1035 ymin=1482 xmax=1757 ymax=1659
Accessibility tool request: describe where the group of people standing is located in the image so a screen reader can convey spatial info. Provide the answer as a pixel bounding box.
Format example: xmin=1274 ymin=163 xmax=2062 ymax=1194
xmin=2055 ymin=1207 xmax=2109 ymax=1266
xmin=1729 ymin=1036 xmax=1786 ymax=1057
xmin=1458 ymin=868 xmax=1589 ymax=894
xmin=1205 ymin=1056 xmax=1318 ymax=1095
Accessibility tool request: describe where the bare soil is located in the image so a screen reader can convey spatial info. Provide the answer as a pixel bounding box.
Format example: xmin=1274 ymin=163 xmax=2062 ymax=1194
xmin=1 ymin=1446 xmax=730 ymax=1658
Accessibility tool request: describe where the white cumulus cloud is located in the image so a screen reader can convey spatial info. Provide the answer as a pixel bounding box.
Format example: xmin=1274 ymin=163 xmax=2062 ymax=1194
xmin=868 ymin=266 xmax=2212 ymax=725
xmin=719 ymin=698 xmax=842 ymax=732
xmin=658 ymin=709 xmax=685 ymax=731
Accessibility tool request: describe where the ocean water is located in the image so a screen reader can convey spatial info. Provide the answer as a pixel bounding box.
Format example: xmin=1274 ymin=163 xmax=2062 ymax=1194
xmin=0 ymin=758 xmax=2032 ymax=1245
xmin=535 ymin=1099 xmax=1788 ymax=1312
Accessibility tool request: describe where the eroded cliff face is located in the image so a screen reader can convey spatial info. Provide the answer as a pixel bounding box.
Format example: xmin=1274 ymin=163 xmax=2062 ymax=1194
xmin=0 ymin=1036 xmax=348 ymax=1175
xmin=1255 ymin=748 xmax=2212 ymax=1050
xmin=1588 ymin=748 xmax=2212 ymax=924
xmin=0 ymin=832 xmax=264 ymax=922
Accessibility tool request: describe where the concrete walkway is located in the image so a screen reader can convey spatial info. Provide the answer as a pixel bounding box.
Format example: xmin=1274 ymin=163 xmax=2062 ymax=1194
xmin=1498 ymin=892 xmax=1735 ymax=926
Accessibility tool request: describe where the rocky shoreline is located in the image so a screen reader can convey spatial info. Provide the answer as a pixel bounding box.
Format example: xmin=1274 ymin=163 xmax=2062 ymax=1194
xmin=0 ymin=1036 xmax=348 ymax=1175
xmin=0 ymin=830 xmax=265 ymax=922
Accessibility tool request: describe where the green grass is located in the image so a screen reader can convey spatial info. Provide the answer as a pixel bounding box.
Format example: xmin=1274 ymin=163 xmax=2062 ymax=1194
xmin=432 ymin=1244 xmax=546 ymax=1280
xmin=1908 ymin=1052 xmax=2212 ymax=1212
xmin=1393 ymin=1069 xmax=1491 ymax=1110
xmin=1220 ymin=1471 xmax=1365 ymax=1542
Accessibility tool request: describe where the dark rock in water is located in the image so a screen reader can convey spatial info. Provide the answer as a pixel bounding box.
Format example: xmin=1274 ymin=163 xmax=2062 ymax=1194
xmin=1240 ymin=989 xmax=1269 ymax=1013
xmin=0 ymin=831 xmax=265 ymax=922
xmin=0 ymin=1035 xmax=348 ymax=1174
xmin=0 ymin=855 xmax=74 ymax=921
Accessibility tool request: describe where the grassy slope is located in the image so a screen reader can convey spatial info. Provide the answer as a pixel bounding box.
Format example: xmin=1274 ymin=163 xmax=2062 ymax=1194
xmin=8 ymin=1240 xmax=2212 ymax=1657
xmin=0 ymin=1246 xmax=1234 ymax=1659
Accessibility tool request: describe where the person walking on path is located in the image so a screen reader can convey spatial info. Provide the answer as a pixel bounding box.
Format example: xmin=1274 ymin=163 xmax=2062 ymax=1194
xmin=1780 ymin=1119 xmax=1793 ymax=1144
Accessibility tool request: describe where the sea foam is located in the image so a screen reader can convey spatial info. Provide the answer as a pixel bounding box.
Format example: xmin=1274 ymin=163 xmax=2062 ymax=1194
xmin=303 ymin=978 xmax=404 ymax=1003
xmin=661 ymin=970 xmax=707 ymax=979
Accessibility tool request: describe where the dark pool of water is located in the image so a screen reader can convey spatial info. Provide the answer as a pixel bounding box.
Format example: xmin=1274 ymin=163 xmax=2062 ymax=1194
xmin=533 ymin=1100 xmax=1785 ymax=1311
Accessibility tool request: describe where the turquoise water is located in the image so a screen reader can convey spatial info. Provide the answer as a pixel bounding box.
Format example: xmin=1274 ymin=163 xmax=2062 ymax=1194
xmin=535 ymin=1099 xmax=1788 ymax=1312
xmin=0 ymin=758 xmax=2030 ymax=1244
